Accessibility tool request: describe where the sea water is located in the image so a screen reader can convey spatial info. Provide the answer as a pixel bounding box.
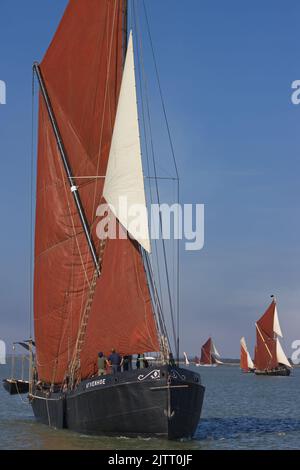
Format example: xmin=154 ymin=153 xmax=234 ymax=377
xmin=0 ymin=363 xmax=299 ymax=450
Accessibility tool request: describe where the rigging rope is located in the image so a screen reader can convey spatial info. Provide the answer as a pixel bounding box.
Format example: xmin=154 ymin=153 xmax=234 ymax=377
xmin=133 ymin=0 xmax=178 ymax=355
xmin=141 ymin=0 xmax=181 ymax=359
xmin=132 ymin=3 xmax=164 ymax=310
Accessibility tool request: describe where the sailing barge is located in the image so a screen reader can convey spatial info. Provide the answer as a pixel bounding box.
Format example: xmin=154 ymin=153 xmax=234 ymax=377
xmin=3 ymin=379 xmax=29 ymax=395
xmin=196 ymin=337 xmax=222 ymax=367
xmin=2 ymin=342 xmax=32 ymax=395
xmin=29 ymin=0 xmax=204 ymax=439
xmin=240 ymin=337 xmax=255 ymax=373
xmin=254 ymin=298 xmax=292 ymax=376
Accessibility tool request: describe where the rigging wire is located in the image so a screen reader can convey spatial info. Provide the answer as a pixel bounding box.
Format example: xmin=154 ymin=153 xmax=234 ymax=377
xmin=133 ymin=0 xmax=178 ymax=355
xmin=142 ymin=0 xmax=179 ymax=181
xmin=141 ymin=0 xmax=181 ymax=363
xmin=132 ymin=1 xmax=164 ymax=310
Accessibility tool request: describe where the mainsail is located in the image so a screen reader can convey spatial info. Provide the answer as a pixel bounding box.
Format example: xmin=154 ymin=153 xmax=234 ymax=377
xmin=254 ymin=300 xmax=291 ymax=371
xmin=34 ymin=0 xmax=159 ymax=384
xmin=240 ymin=337 xmax=254 ymax=371
xmin=200 ymin=337 xmax=221 ymax=365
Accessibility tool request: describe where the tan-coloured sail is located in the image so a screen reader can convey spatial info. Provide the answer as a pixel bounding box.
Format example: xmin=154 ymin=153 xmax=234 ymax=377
xmin=276 ymin=339 xmax=291 ymax=368
xmin=103 ymin=32 xmax=150 ymax=253
xmin=240 ymin=337 xmax=254 ymax=370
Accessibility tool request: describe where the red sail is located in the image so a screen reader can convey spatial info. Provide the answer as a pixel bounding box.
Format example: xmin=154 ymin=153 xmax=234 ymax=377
xmin=200 ymin=338 xmax=212 ymax=365
xmin=34 ymin=0 xmax=159 ymax=384
xmin=240 ymin=346 xmax=249 ymax=371
xmin=254 ymin=301 xmax=278 ymax=370
xmin=254 ymin=327 xmax=277 ymax=370
xmin=256 ymin=301 xmax=276 ymax=338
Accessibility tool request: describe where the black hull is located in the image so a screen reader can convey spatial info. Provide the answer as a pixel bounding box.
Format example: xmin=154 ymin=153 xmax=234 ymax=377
xmin=255 ymin=367 xmax=291 ymax=376
xmin=30 ymin=366 xmax=205 ymax=439
xmin=3 ymin=379 xmax=29 ymax=395
xmin=241 ymin=368 xmax=255 ymax=374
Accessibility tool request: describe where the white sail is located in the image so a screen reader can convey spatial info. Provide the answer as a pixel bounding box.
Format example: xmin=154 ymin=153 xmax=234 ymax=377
xmin=241 ymin=337 xmax=254 ymax=369
xmin=183 ymin=352 xmax=190 ymax=366
xmin=246 ymin=351 xmax=254 ymax=369
xmin=240 ymin=337 xmax=247 ymax=350
xmin=276 ymin=338 xmax=291 ymax=368
xmin=211 ymin=341 xmax=220 ymax=358
xmin=214 ymin=357 xmax=223 ymax=364
xmin=103 ymin=31 xmax=150 ymax=252
xmin=273 ymin=305 xmax=283 ymax=337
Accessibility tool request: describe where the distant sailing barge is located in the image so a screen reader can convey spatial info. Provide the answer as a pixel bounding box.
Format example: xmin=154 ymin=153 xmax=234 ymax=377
xmin=196 ymin=338 xmax=222 ymax=367
xmin=2 ymin=342 xmax=31 ymax=395
xmin=24 ymin=0 xmax=205 ymax=439
xmin=240 ymin=337 xmax=254 ymax=373
xmin=254 ymin=297 xmax=292 ymax=376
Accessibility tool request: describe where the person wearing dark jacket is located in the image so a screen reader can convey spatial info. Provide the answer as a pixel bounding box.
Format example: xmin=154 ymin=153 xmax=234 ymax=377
xmin=123 ymin=355 xmax=133 ymax=371
xmin=108 ymin=349 xmax=123 ymax=374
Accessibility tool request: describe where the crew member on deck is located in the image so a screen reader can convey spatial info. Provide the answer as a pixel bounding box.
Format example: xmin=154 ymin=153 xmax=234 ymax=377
xmin=123 ymin=355 xmax=133 ymax=371
xmin=108 ymin=349 xmax=123 ymax=374
xmin=97 ymin=352 xmax=107 ymax=376
xmin=169 ymin=352 xmax=176 ymax=367
xmin=136 ymin=354 xmax=142 ymax=369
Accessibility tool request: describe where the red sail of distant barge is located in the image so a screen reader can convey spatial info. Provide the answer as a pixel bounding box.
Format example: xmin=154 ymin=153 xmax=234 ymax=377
xmin=254 ymin=298 xmax=291 ymax=376
xmin=196 ymin=337 xmax=222 ymax=366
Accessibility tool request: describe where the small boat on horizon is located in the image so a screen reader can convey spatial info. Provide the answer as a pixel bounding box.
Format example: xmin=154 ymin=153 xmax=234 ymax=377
xmin=254 ymin=296 xmax=292 ymax=376
xmin=196 ymin=337 xmax=223 ymax=367
xmin=3 ymin=378 xmax=29 ymax=395
xmin=240 ymin=337 xmax=255 ymax=373
xmin=2 ymin=341 xmax=32 ymax=395
xmin=183 ymin=352 xmax=190 ymax=366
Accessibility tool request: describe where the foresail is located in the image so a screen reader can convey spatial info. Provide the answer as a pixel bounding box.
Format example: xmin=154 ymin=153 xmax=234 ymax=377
xmin=103 ymin=32 xmax=150 ymax=253
xmin=273 ymin=305 xmax=283 ymax=338
xmin=276 ymin=339 xmax=291 ymax=368
xmin=247 ymin=351 xmax=254 ymax=369
xmin=240 ymin=337 xmax=247 ymax=351
xmin=183 ymin=352 xmax=190 ymax=365
xmin=241 ymin=337 xmax=254 ymax=369
xmin=211 ymin=341 xmax=220 ymax=358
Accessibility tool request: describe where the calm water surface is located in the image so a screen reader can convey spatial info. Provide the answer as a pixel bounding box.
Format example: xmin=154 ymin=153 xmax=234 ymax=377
xmin=0 ymin=364 xmax=299 ymax=449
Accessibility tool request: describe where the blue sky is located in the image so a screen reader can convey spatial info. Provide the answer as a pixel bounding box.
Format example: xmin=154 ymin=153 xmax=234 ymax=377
xmin=0 ymin=0 xmax=299 ymax=358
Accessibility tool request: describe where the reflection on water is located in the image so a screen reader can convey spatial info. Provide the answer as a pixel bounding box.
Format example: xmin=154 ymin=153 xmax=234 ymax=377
xmin=0 ymin=364 xmax=299 ymax=449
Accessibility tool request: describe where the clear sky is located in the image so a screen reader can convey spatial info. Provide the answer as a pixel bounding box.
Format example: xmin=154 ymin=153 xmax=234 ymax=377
xmin=0 ymin=0 xmax=299 ymax=358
